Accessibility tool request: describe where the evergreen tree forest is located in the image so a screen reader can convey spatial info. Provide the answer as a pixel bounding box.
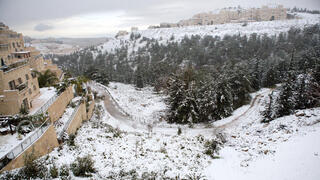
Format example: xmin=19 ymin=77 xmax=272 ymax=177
xmin=49 ymin=24 xmax=320 ymax=124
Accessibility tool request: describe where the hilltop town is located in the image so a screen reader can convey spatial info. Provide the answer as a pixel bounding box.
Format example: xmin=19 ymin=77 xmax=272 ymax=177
xmin=116 ymin=5 xmax=289 ymax=37
xmin=158 ymin=5 xmax=287 ymax=28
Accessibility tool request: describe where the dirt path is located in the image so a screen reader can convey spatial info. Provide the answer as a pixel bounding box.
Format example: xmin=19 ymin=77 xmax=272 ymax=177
xmin=92 ymin=82 xmax=270 ymax=135
xmin=103 ymin=90 xmax=129 ymax=120
xmin=92 ymin=83 xmax=146 ymax=130
xmin=217 ymin=93 xmax=264 ymax=129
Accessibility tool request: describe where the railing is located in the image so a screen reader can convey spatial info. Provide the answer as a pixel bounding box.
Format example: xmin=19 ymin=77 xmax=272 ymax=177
xmin=59 ymin=72 xmax=65 ymax=81
xmin=0 ymin=118 xmax=51 ymax=170
xmin=31 ymin=94 xmax=58 ymax=115
xmin=2 ymin=59 xmax=28 ymax=73
xmin=57 ymin=104 xmax=81 ymax=140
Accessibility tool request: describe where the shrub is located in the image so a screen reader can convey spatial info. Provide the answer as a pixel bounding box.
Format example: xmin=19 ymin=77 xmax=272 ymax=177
xmin=204 ymin=139 xmax=220 ymax=158
xmin=60 ymin=164 xmax=70 ymax=179
xmin=177 ymin=127 xmax=182 ymax=135
xmin=50 ymin=164 xmax=59 ymax=178
xmin=159 ymin=147 xmax=167 ymax=154
xmin=71 ymin=155 xmax=96 ymax=177
xmin=69 ymin=101 xmax=76 ymax=108
xmin=68 ymin=134 xmax=76 ymax=146
xmin=19 ymin=151 xmax=48 ymax=179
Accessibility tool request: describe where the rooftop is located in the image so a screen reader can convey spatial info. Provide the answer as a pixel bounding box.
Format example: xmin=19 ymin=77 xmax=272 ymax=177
xmin=11 ymin=51 xmax=30 ymax=54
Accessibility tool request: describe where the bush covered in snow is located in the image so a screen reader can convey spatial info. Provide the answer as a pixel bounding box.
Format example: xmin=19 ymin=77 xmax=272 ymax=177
xmin=71 ymin=155 xmax=96 ymax=177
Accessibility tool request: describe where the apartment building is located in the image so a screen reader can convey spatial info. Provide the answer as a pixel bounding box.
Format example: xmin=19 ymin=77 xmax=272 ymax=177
xmin=159 ymin=5 xmax=287 ymax=28
xmin=0 ymin=23 xmax=62 ymax=115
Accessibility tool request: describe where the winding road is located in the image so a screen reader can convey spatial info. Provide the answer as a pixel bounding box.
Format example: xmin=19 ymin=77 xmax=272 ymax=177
xmin=92 ymin=82 xmax=270 ymax=135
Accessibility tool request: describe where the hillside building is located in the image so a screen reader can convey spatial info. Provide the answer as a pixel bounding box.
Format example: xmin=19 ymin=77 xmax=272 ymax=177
xmin=161 ymin=5 xmax=287 ymax=28
xmin=0 ymin=23 xmax=62 ymax=115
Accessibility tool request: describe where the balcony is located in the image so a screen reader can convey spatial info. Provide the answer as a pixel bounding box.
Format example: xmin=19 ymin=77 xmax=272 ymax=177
xmin=16 ymin=82 xmax=28 ymax=92
xmin=0 ymin=43 xmax=9 ymax=52
xmin=0 ymin=34 xmax=21 ymax=39
xmin=11 ymin=51 xmax=31 ymax=59
xmin=0 ymin=59 xmax=28 ymax=73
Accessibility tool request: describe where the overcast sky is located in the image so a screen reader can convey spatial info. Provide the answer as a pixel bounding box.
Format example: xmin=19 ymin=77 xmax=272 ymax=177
xmin=0 ymin=0 xmax=319 ymax=38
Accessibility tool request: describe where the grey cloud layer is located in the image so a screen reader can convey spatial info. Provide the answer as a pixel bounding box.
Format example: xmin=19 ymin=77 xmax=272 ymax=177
xmin=34 ymin=23 xmax=54 ymax=31
xmin=1 ymin=0 xmax=319 ymax=26
xmin=0 ymin=0 xmax=319 ymax=37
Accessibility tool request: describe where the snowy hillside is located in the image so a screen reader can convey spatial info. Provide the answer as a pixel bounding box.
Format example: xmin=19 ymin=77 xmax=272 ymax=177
xmin=99 ymin=13 xmax=320 ymax=54
xmin=20 ymin=82 xmax=316 ymax=179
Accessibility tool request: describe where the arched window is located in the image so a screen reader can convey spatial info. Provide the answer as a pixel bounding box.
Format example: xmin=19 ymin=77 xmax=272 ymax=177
xmin=1 ymin=58 xmax=4 ymax=66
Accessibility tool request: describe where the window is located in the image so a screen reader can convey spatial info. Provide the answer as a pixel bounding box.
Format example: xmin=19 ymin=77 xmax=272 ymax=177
xmin=31 ymin=72 xmax=37 ymax=78
xmin=28 ymin=89 xmax=32 ymax=95
xmin=9 ymin=80 xmax=16 ymax=90
xmin=12 ymin=42 xmax=15 ymax=48
xmin=25 ymin=74 xmax=29 ymax=80
xmin=33 ymin=85 xmax=36 ymax=91
xmin=18 ymin=78 xmax=22 ymax=84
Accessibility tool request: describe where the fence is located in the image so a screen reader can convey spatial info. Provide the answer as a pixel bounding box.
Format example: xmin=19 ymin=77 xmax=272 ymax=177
xmin=57 ymin=104 xmax=81 ymax=140
xmin=31 ymin=94 xmax=58 ymax=115
xmin=0 ymin=118 xmax=51 ymax=170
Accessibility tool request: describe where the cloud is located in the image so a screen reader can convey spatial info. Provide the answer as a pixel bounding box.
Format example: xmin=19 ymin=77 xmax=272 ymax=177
xmin=1 ymin=0 xmax=319 ymax=37
xmin=34 ymin=23 xmax=54 ymax=31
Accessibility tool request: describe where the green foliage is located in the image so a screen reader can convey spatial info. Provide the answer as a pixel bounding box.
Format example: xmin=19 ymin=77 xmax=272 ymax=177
xmin=177 ymin=127 xmax=182 ymax=135
xmin=69 ymin=101 xmax=76 ymax=108
xmin=50 ymin=164 xmax=59 ymax=178
xmin=60 ymin=164 xmax=70 ymax=178
xmin=50 ymin=24 xmax=320 ymax=123
xmin=34 ymin=69 xmax=58 ymax=88
xmin=71 ymin=76 xmax=88 ymax=96
xmin=68 ymin=134 xmax=76 ymax=146
xmin=71 ymin=155 xmax=96 ymax=177
xmin=204 ymin=139 xmax=220 ymax=158
xmin=19 ymin=151 xmax=48 ymax=179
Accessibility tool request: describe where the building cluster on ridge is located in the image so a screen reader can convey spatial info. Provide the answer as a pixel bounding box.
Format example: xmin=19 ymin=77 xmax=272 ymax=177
xmin=0 ymin=23 xmax=63 ymax=115
xmin=116 ymin=5 xmax=288 ymax=37
xmin=156 ymin=5 xmax=287 ymax=28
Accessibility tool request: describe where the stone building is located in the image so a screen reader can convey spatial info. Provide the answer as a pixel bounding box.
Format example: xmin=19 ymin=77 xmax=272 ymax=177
xmin=115 ymin=30 xmax=129 ymax=38
xmin=0 ymin=23 xmax=62 ymax=115
xmin=161 ymin=5 xmax=287 ymax=28
xmin=131 ymin=27 xmax=139 ymax=32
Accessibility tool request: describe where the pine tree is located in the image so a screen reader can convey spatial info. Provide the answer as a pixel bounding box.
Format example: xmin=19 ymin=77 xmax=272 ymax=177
xmin=275 ymin=76 xmax=295 ymax=117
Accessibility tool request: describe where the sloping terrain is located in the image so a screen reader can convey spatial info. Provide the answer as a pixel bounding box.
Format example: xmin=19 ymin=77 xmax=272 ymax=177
xmin=98 ymin=13 xmax=320 ymax=54
xmin=40 ymin=82 xmax=320 ymax=179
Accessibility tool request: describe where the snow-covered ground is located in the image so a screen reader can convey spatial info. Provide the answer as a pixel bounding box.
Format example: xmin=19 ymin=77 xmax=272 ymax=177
xmin=37 ymin=82 xmax=320 ymax=179
xmin=48 ymin=100 xmax=212 ymax=179
xmin=29 ymin=87 xmax=57 ymax=115
xmin=107 ymin=82 xmax=167 ymax=125
xmin=0 ymin=133 xmax=22 ymax=157
xmin=206 ymin=121 xmax=320 ymax=180
xmin=99 ymin=13 xmax=320 ymax=54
